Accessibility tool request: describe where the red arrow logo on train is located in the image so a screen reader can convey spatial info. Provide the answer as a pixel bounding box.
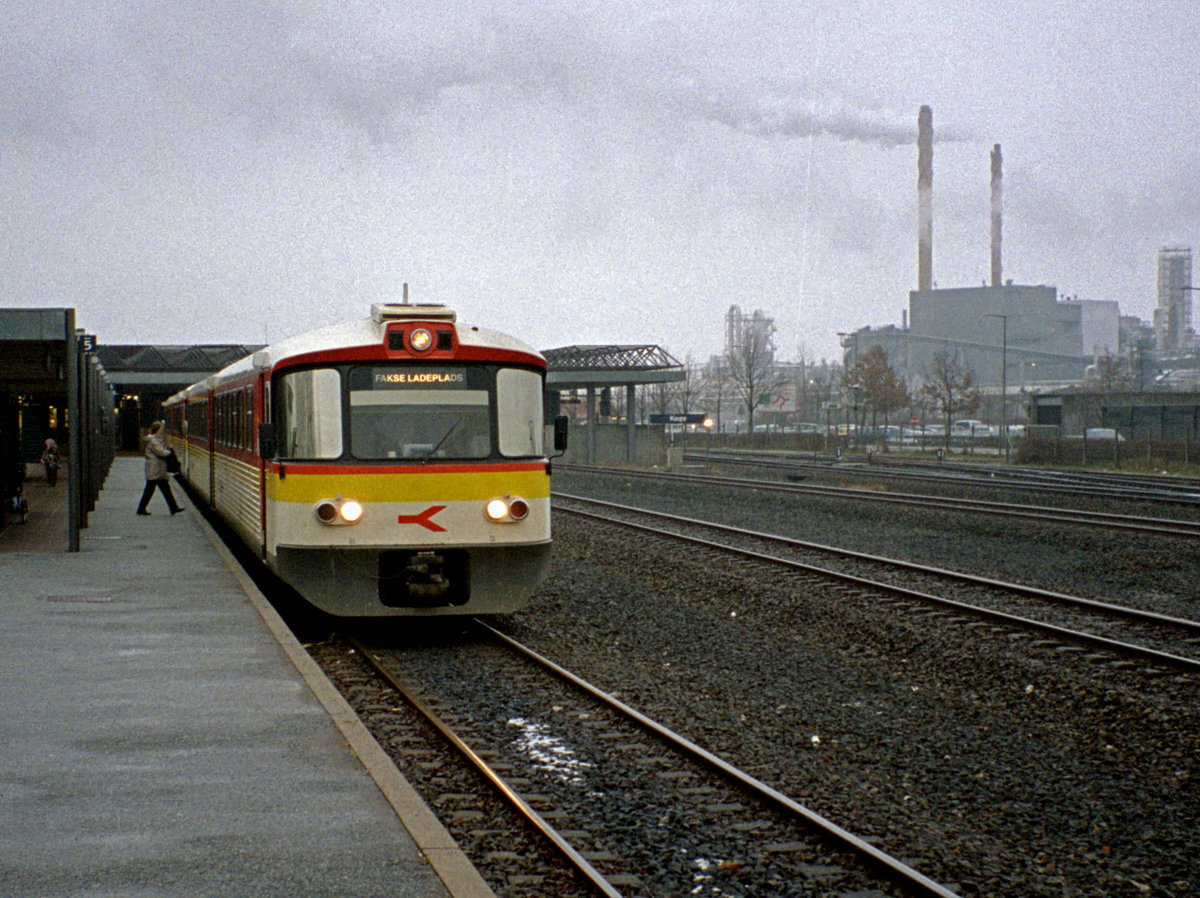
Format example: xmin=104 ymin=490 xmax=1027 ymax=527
xmin=397 ymin=505 xmax=447 ymax=532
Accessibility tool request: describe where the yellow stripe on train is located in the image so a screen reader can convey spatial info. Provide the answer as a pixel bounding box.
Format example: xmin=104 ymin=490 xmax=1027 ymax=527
xmin=269 ymin=469 xmax=550 ymax=504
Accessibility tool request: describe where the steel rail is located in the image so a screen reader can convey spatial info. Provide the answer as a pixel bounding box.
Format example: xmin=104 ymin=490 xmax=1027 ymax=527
xmin=554 ymin=496 xmax=1200 ymax=675
xmin=680 ymin=452 xmax=1200 ymax=506
xmin=347 ymin=637 xmax=627 ymax=898
xmin=555 ymin=491 xmax=1200 ymax=634
xmin=477 ymin=622 xmax=962 ymax=898
xmin=790 ymin=451 xmax=1200 ymax=495
xmin=559 ymin=463 xmax=1200 ymax=539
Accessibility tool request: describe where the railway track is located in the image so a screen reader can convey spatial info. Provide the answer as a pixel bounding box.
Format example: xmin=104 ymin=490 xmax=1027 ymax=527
xmin=678 ymin=451 xmax=1200 ymax=507
xmin=554 ymin=493 xmax=1200 ymax=676
xmin=558 ymin=463 xmax=1200 ymax=539
xmin=344 ymin=624 xmax=960 ymax=898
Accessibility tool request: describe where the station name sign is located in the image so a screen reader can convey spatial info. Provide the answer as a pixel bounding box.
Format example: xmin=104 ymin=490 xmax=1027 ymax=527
xmin=649 ymin=413 xmax=708 ymax=425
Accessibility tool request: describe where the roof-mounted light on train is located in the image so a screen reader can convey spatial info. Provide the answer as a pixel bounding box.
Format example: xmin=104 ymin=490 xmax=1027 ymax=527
xmin=409 ymin=328 xmax=434 ymax=352
xmin=485 ymin=495 xmax=528 ymax=523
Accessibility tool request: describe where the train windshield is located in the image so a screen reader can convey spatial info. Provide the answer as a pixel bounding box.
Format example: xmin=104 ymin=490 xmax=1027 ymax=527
xmin=277 ymin=364 xmax=545 ymax=461
xmin=279 ymin=367 xmax=343 ymax=459
xmin=349 ymin=366 xmax=490 ymax=460
xmin=495 ymin=367 xmax=543 ymax=457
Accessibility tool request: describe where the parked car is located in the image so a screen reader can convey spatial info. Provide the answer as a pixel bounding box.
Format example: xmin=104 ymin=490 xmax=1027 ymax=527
xmin=1083 ymin=427 xmax=1125 ymax=441
xmin=902 ymin=424 xmax=945 ymax=444
xmin=951 ymin=419 xmax=995 ymax=439
xmin=862 ymin=425 xmax=901 ymax=442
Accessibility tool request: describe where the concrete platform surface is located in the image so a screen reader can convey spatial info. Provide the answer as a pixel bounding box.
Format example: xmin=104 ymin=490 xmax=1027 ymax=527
xmin=0 ymin=457 xmax=495 ymax=897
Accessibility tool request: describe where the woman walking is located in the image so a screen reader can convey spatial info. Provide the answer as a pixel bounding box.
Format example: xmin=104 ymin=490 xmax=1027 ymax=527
xmin=137 ymin=421 xmax=182 ymax=516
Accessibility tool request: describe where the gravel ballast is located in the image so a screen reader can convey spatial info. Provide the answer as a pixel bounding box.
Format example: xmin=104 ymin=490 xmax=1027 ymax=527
xmin=488 ymin=470 xmax=1200 ymax=896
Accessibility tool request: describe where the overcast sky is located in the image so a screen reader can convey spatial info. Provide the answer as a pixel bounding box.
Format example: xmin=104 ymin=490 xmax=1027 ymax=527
xmin=3 ymin=1 xmax=1198 ymax=363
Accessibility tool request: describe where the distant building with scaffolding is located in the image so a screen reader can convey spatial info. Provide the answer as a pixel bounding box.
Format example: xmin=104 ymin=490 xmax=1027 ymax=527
xmin=1154 ymin=247 xmax=1194 ymax=355
xmin=724 ymin=305 xmax=776 ymax=365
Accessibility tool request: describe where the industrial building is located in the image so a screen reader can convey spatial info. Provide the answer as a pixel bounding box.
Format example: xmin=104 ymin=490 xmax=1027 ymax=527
xmin=848 ymin=284 xmax=1119 ymax=392
xmin=842 ymin=106 xmax=1153 ymax=396
xmin=1154 ymin=247 xmax=1195 ymax=355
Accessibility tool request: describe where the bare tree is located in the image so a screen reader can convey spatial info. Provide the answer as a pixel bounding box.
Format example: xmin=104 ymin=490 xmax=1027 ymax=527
xmin=920 ymin=349 xmax=981 ymax=444
xmin=648 ymin=382 xmax=672 ymax=419
xmin=669 ymin=357 xmax=705 ymax=417
xmin=699 ymin=359 xmax=730 ymax=433
xmin=1088 ymin=353 xmax=1134 ymax=393
xmin=847 ymin=346 xmax=909 ymax=438
xmin=725 ymin=318 xmax=780 ymax=433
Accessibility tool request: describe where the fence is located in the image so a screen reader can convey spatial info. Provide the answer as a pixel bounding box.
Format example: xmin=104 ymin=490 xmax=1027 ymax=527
xmin=1014 ymin=429 xmax=1198 ymax=469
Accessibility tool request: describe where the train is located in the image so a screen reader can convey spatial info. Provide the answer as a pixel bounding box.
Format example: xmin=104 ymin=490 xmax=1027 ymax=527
xmin=163 ymin=302 xmax=566 ymax=617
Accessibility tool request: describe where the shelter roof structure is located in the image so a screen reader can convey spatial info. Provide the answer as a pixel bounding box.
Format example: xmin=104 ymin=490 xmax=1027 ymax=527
xmin=543 ymin=344 xmax=685 ymax=389
xmin=0 ymin=308 xmax=113 ymax=550
xmin=97 ymin=344 xmax=263 ymax=387
xmin=0 ymin=309 xmax=83 ymax=401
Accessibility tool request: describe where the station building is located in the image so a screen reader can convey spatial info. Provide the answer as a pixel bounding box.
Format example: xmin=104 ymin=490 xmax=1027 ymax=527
xmin=0 ymin=308 xmax=114 ymax=545
xmin=0 ymin=309 xmax=258 ymax=544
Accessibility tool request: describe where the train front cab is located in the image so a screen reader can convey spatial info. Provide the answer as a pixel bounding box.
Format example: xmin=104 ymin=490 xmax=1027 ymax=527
xmin=259 ymin=339 xmax=567 ymax=617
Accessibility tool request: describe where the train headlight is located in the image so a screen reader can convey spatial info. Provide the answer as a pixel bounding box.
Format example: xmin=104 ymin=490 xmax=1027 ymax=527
xmin=484 ymin=495 xmax=529 ymax=523
xmin=409 ymin=328 xmax=434 ymax=352
xmin=316 ymin=498 xmax=363 ymax=525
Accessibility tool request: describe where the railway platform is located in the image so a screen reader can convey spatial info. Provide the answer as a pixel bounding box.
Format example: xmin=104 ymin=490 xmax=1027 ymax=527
xmin=0 ymin=457 xmax=495 ymax=897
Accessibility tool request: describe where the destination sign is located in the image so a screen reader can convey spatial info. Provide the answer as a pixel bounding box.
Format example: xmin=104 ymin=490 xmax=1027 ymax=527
xmin=374 ymin=371 xmax=465 ymax=386
xmin=350 ymin=366 xmax=485 ymax=391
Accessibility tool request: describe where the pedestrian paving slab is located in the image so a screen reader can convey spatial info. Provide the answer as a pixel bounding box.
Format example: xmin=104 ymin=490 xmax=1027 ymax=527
xmin=0 ymin=457 xmax=491 ymax=897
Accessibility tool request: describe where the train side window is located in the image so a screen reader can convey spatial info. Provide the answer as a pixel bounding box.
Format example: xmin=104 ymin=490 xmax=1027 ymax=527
xmin=186 ymin=400 xmax=206 ymax=442
xmin=278 ymin=368 xmax=343 ymax=459
xmin=244 ymin=388 xmax=254 ymax=449
xmin=496 ymin=367 xmax=544 ymax=458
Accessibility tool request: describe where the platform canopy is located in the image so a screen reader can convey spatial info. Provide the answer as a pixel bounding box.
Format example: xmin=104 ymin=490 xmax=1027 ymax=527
xmin=542 ymin=344 xmax=685 ymax=389
xmin=0 ymin=309 xmax=80 ymax=401
xmin=97 ymin=344 xmax=262 ymax=388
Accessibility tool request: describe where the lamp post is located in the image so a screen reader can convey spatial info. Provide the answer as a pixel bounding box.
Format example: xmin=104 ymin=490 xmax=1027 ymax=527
xmin=985 ymin=313 xmax=1008 ymax=463
xmin=837 ymin=331 xmax=861 ymax=443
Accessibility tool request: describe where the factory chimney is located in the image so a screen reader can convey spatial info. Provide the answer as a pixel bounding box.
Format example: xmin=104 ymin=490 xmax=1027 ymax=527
xmin=990 ymin=144 xmax=1002 ymax=287
xmin=917 ymin=106 xmax=933 ymax=292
